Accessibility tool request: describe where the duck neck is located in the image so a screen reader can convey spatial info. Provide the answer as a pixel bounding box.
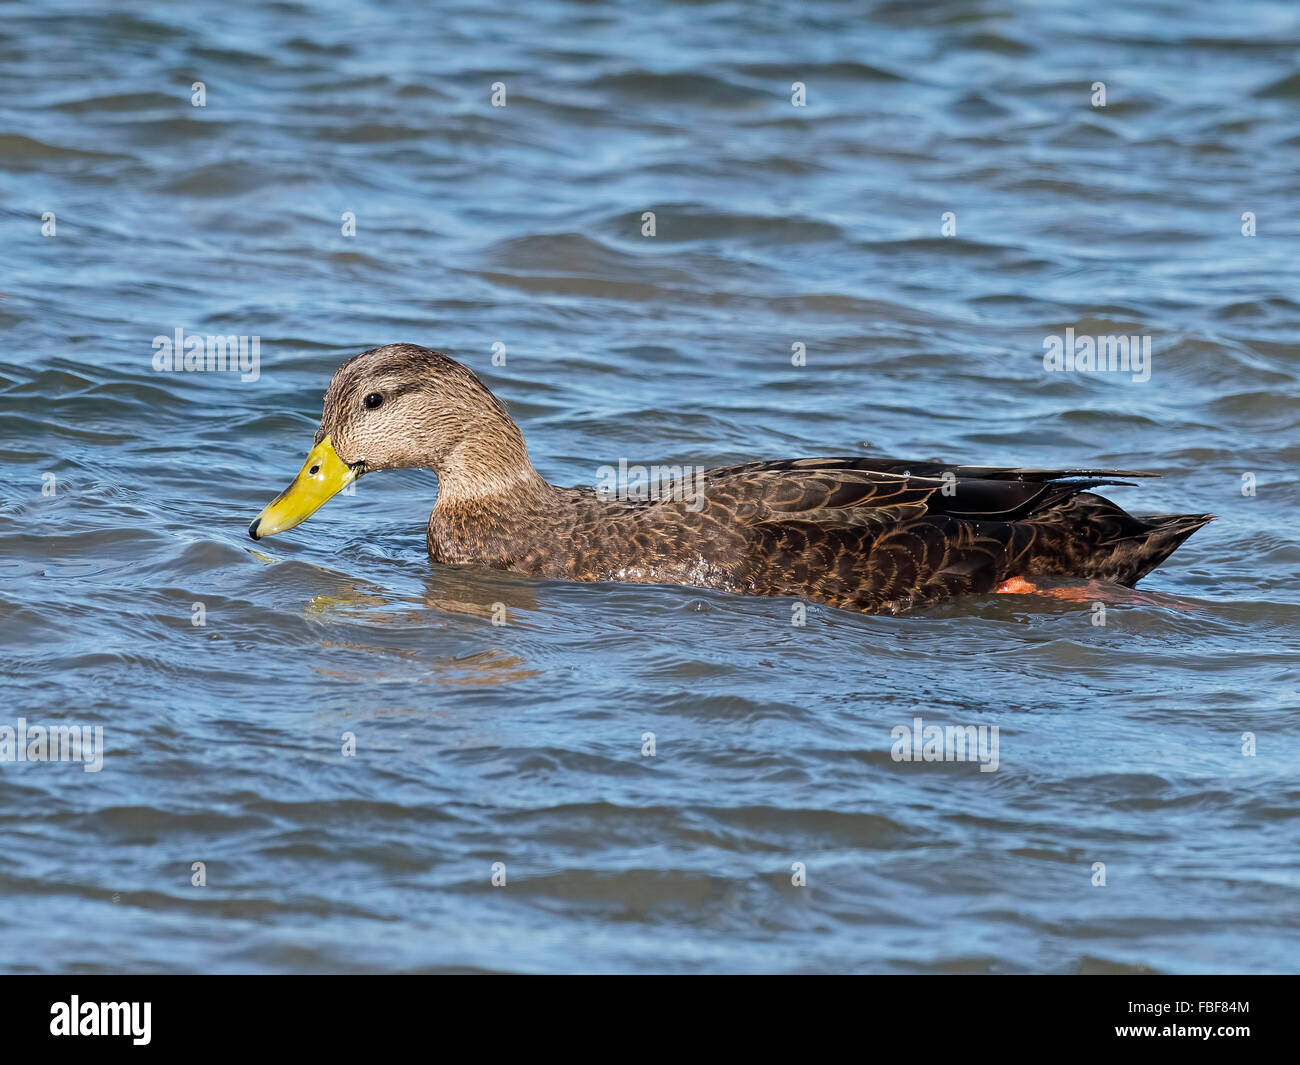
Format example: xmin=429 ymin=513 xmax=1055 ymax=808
xmin=432 ymin=412 xmax=553 ymax=512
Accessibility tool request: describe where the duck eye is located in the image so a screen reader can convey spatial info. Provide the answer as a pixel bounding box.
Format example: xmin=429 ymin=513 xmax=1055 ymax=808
xmin=364 ymin=392 xmax=383 ymax=410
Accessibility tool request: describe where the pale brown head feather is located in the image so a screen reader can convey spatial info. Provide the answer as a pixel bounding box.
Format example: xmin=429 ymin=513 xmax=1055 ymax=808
xmin=315 ymin=343 xmax=551 ymax=507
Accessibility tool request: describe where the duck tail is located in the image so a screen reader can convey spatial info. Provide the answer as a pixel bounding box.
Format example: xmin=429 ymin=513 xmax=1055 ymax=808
xmin=1114 ymin=512 xmax=1216 ymax=587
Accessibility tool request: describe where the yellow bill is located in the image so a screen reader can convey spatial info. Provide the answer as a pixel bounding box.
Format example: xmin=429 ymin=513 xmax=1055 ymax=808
xmin=248 ymin=434 xmax=357 ymax=540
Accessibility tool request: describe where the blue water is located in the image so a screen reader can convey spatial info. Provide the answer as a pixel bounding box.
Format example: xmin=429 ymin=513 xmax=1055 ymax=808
xmin=1 ymin=0 xmax=1298 ymax=973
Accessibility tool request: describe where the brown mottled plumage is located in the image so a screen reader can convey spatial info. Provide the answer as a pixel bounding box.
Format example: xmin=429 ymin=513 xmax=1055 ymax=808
xmin=256 ymin=343 xmax=1213 ymax=615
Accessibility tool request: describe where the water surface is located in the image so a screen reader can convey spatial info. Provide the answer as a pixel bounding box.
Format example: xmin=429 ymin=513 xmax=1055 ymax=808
xmin=1 ymin=0 xmax=1298 ymax=973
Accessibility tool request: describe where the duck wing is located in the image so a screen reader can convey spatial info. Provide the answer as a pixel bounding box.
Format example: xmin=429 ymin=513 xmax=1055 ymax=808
xmin=699 ymin=456 xmax=1147 ymax=526
xmin=690 ymin=458 xmax=1186 ymax=612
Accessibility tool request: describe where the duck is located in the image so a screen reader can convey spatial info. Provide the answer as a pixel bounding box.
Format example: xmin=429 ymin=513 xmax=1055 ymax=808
xmin=248 ymin=343 xmax=1213 ymax=615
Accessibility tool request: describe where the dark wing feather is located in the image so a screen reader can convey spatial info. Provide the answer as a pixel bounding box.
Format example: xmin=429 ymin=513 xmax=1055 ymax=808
xmin=692 ymin=457 xmax=1170 ymax=612
xmin=698 ymin=456 xmax=1144 ymax=525
xmin=710 ymin=456 xmax=1157 ymax=482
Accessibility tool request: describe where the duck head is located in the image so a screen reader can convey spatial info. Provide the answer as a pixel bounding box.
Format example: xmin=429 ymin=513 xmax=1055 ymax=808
xmin=248 ymin=343 xmax=538 ymax=540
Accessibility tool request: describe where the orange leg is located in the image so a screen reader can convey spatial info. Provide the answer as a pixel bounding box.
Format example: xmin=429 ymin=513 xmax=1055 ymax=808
xmin=995 ymin=576 xmax=1107 ymax=602
xmin=993 ymin=576 xmax=1202 ymax=609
